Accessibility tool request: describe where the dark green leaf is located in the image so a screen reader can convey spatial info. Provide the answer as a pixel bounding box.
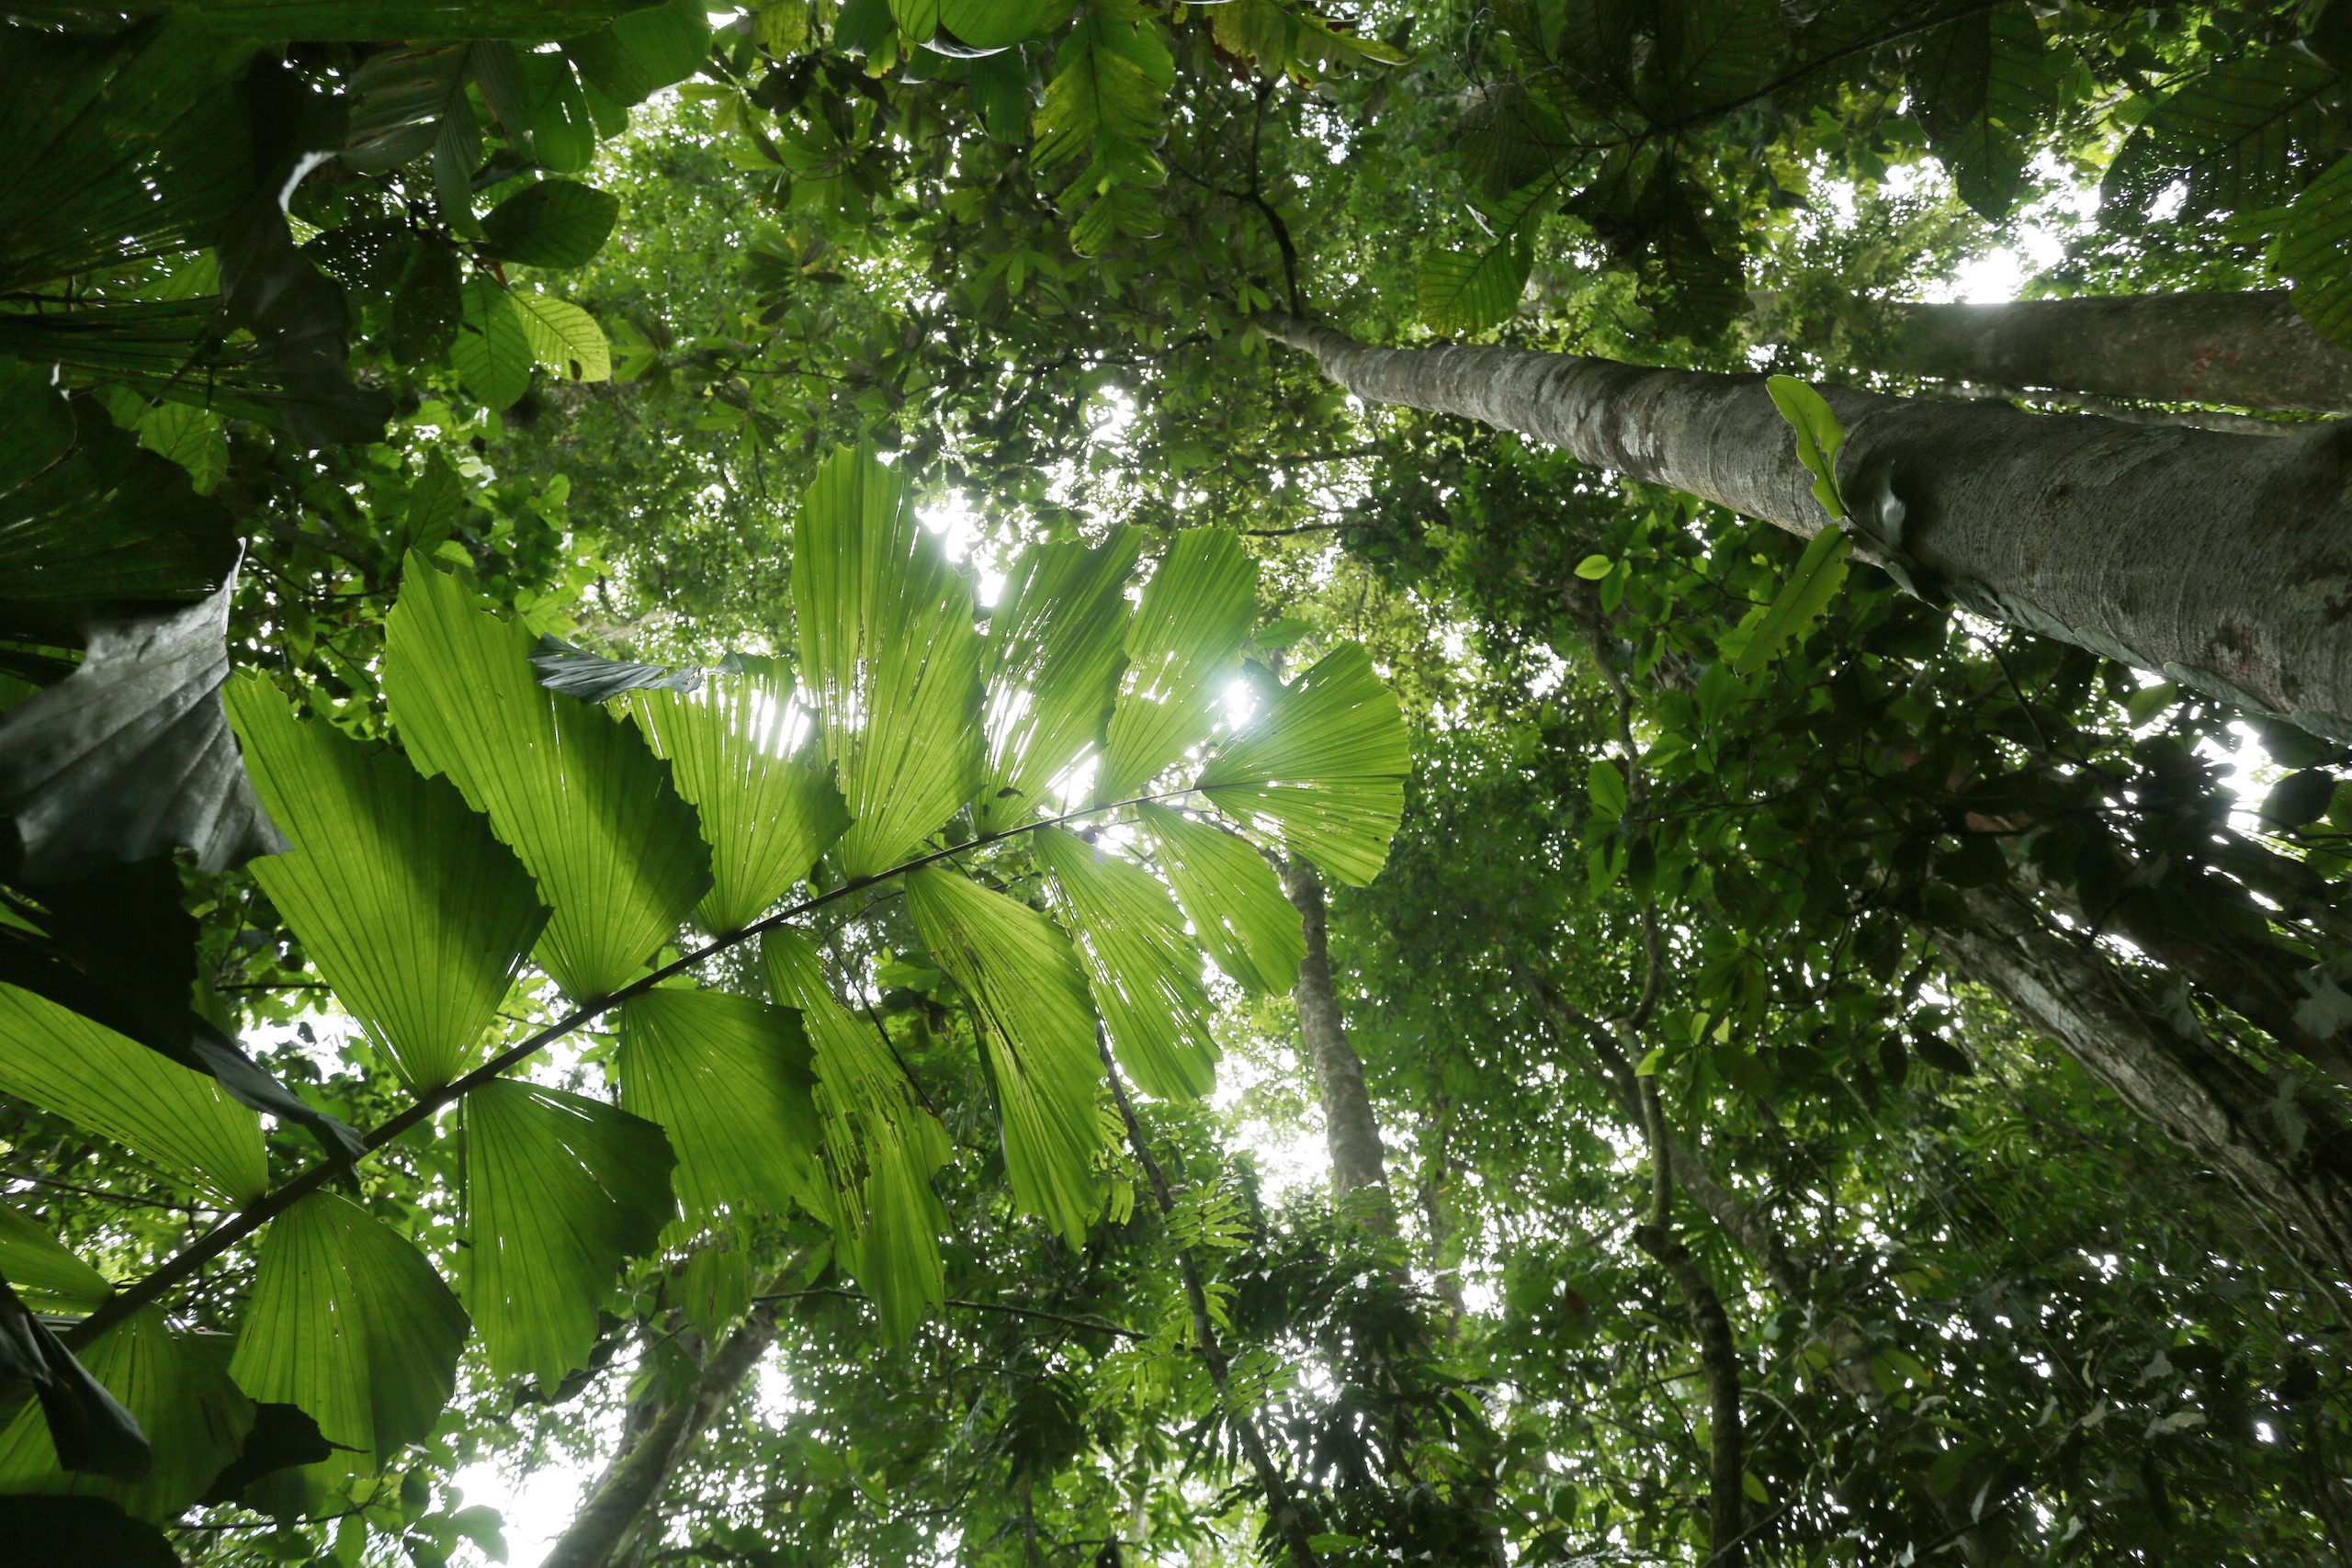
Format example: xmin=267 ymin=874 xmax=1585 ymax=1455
xmin=0 ymin=1282 xmax=148 ymax=1483
xmin=2263 ymin=768 xmax=2338 ymax=829
xmin=562 ymin=0 xmax=711 ymax=107
xmin=0 ymin=1495 xmax=177 ymax=1568
xmin=481 ymin=180 xmax=621 ymax=269
xmin=0 ymin=575 xmax=286 ymax=886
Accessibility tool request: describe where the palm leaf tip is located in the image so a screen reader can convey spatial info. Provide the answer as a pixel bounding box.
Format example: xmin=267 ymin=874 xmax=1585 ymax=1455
xmin=1197 ymin=644 xmax=1410 ymax=886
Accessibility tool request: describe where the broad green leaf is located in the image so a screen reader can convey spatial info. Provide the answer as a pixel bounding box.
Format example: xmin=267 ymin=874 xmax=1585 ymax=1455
xmin=1588 ymin=759 xmax=1627 ymax=822
xmin=518 ymin=50 xmax=597 ymax=172
xmin=227 ymin=674 xmax=548 ymax=1089
xmin=1731 ymin=528 xmax=1852 ymax=677
xmin=1418 ymin=180 xmax=1547 ymax=333
xmin=459 ymin=1079 xmax=675 ymax=1390
xmin=1036 ymin=829 xmax=1216 ymax=1100
xmin=452 ymin=276 xmax=532 ymax=410
xmin=1096 ymin=531 xmax=1259 ymax=802
xmin=937 ymin=0 xmax=1047 ymax=50
xmin=1417 ymin=236 xmax=1531 ymax=335
xmin=341 ymin=42 xmax=469 ymax=174
xmin=793 ymin=446 xmax=984 ymax=879
xmin=1195 ymin=645 xmax=1411 ymax=886
xmin=679 ymin=1238 xmax=752 ymax=1344
xmin=0 ymin=1307 xmax=249 ymax=1524
xmin=384 ymin=558 xmax=711 ymax=1000
xmin=480 ymin=179 xmax=620 ymax=269
xmin=132 ymin=401 xmax=226 ymax=495
xmin=150 ymin=2 xmax=664 ymax=39
xmin=1031 ymin=13 xmax=1174 ymax=168
xmin=1908 ymin=8 xmax=2052 ymax=219
xmin=0 ymin=986 xmax=266 ymax=1204
xmin=888 ymin=0 xmax=941 ymax=46
xmin=0 ymin=1205 xmax=112 ymax=1312
xmin=618 ymin=987 xmax=824 ymax=1224
xmin=230 ymin=1193 xmax=468 ymax=1498
xmin=974 ymin=529 xmax=1142 ymax=834
xmin=2106 ymin=48 xmax=2337 ymax=218
xmin=562 ymin=0 xmax=711 ymax=106
xmin=0 ymin=366 xmax=238 ymax=648
xmin=513 ymin=291 xmax=612 ymax=382
xmin=763 ymin=929 xmax=948 ymax=1342
xmin=628 ymin=675 xmax=851 ymax=935
xmin=903 ymin=869 xmax=1104 ymax=1241
xmin=2277 ymin=153 xmax=2352 ymax=352
xmin=1136 ymin=803 xmax=1304 ymax=994
xmin=1763 ymin=375 xmax=1847 ymax=519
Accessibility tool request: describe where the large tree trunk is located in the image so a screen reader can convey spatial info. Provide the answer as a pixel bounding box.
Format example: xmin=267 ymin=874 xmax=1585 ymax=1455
xmin=1258 ymin=314 xmax=2352 ymax=741
xmin=543 ymin=1283 xmax=789 ymax=1568
xmin=1768 ymin=290 xmax=2352 ymax=416
xmin=1935 ymin=884 xmax=2352 ymax=1291
xmin=1281 ymin=856 xmax=1396 ymax=1231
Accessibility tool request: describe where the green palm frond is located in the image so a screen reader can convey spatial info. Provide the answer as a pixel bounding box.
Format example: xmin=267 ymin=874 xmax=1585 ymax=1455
xmin=794 ymin=446 xmax=984 ymax=878
xmin=1096 ymin=530 xmax=1259 ymax=802
xmin=1135 ymin=803 xmax=1305 ymax=994
xmin=975 ymin=530 xmax=1142 ymax=833
xmin=904 ymin=867 xmax=1106 ymax=1241
xmin=1036 ymin=828 xmax=1217 ymax=1100
xmin=628 ymin=672 xmax=851 ymax=936
xmin=1197 ymin=644 xmax=1411 ymax=886
xmin=384 ymin=555 xmax=711 ymax=1000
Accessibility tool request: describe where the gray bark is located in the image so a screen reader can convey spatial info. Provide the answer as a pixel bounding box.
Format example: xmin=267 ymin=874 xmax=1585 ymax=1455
xmin=1280 ymin=856 xmax=1396 ymax=1230
xmin=1935 ymin=884 xmax=2352 ymax=1290
xmin=1784 ymin=290 xmax=2352 ymax=416
xmin=1259 ymin=314 xmax=2352 ymax=741
xmin=543 ymin=1285 xmax=788 ymax=1568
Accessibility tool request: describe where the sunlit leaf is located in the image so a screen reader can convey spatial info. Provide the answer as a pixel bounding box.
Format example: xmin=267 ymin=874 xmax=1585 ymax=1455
xmin=628 ymin=673 xmax=850 ymax=935
xmin=618 ymin=987 xmax=824 ymax=1224
xmin=904 ymin=869 xmax=1105 ymax=1240
xmin=230 ymin=1192 xmax=469 ymax=1500
xmin=458 ymin=1079 xmax=675 ymax=1390
xmin=227 ymin=674 xmax=548 ymax=1089
xmin=1036 ymin=829 xmax=1216 ymax=1100
xmin=974 ymin=530 xmax=1140 ymax=833
xmin=763 ymin=929 xmax=949 ymax=1342
xmin=794 ymin=446 xmax=984 ymax=878
xmin=0 ymin=985 xmax=266 ymax=1205
xmin=1196 ymin=645 xmax=1411 ymax=886
xmin=384 ymin=557 xmax=711 ymax=1000
xmin=1096 ymin=530 xmax=1259 ymax=803
xmin=1135 ymin=803 xmax=1304 ymax=993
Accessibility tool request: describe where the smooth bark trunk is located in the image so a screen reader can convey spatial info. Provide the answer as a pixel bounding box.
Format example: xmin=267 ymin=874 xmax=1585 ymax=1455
xmin=543 ymin=1281 xmax=789 ymax=1568
xmin=1259 ymin=314 xmax=2352 ymax=741
xmin=1281 ymin=856 xmax=1396 ymax=1231
xmin=1935 ymin=884 xmax=2352 ymax=1291
xmin=1783 ymin=290 xmax=2352 ymax=416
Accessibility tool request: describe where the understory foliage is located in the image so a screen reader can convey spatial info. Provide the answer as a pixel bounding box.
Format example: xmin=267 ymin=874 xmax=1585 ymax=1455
xmin=6 ymin=0 xmax=2352 ymax=1566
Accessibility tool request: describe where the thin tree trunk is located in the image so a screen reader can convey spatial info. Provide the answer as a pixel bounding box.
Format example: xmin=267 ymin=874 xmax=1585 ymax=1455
xmin=1281 ymin=856 xmax=1396 ymax=1231
xmin=1415 ymin=1100 xmax=1467 ymax=1323
xmin=1258 ymin=314 xmax=2352 ymax=741
xmin=1934 ymin=883 xmax=2352 ymax=1291
xmin=1097 ymin=1033 xmax=1323 ymax=1568
xmin=1762 ymin=290 xmax=2352 ymax=416
xmin=542 ymin=1278 xmax=792 ymax=1568
xmin=1633 ymin=1075 xmax=1743 ymax=1568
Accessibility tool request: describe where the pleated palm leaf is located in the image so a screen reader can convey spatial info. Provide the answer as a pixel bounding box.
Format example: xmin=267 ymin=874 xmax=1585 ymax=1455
xmin=0 ymin=443 xmax=1409 ymax=1526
